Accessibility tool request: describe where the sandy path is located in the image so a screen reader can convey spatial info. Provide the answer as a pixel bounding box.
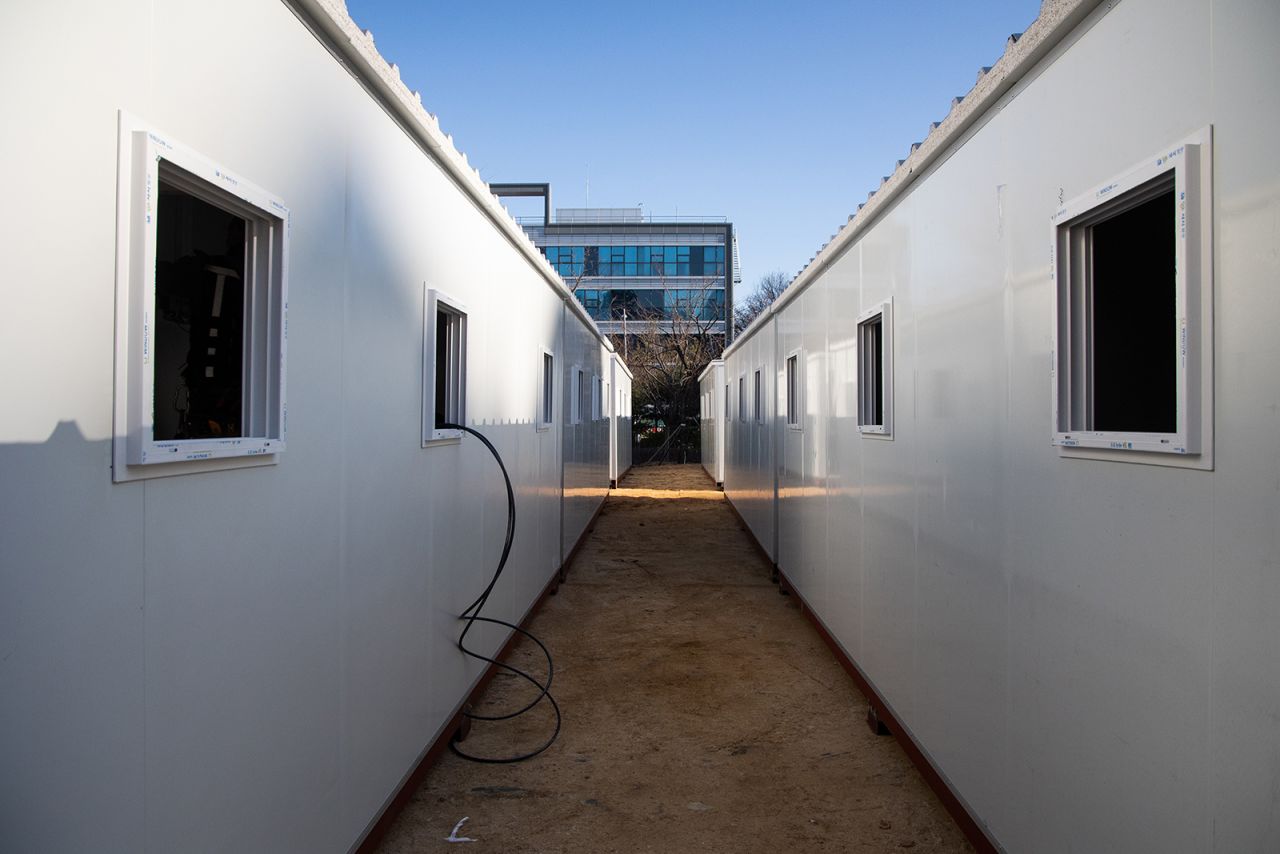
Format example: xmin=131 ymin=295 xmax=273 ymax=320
xmin=376 ymin=464 xmax=970 ymax=854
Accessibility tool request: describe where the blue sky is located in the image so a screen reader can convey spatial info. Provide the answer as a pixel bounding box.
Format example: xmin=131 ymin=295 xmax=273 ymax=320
xmin=345 ymin=0 xmax=1042 ymax=297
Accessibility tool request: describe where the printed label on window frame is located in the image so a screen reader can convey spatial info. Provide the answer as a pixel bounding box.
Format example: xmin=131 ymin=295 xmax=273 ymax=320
xmin=112 ymin=112 xmax=289 ymax=482
xmin=1050 ymin=127 xmax=1213 ymax=468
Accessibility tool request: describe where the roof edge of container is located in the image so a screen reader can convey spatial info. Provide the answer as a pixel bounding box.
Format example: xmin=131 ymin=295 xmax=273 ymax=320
xmin=723 ymin=0 xmax=1105 ymax=361
xmin=282 ymin=0 xmax=618 ymax=358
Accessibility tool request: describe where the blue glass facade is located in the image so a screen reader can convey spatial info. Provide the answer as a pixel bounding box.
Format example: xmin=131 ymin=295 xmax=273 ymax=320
xmin=543 ymin=245 xmax=726 ymax=278
xmin=543 ymin=244 xmax=728 ymax=323
xmin=572 ymin=287 xmax=725 ymax=322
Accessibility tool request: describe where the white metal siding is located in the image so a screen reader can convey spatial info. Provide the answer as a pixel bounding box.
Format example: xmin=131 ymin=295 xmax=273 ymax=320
xmin=698 ymin=361 xmax=725 ymax=485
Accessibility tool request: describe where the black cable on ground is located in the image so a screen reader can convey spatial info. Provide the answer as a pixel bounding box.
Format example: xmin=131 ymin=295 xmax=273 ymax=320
xmin=442 ymin=423 xmax=561 ymax=764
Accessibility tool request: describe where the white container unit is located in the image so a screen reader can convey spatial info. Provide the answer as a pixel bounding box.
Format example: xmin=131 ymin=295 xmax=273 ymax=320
xmin=697 ymin=360 xmax=725 ymax=485
xmin=720 ymin=0 xmax=1280 ymax=851
xmin=560 ymin=318 xmax=613 ymax=562
xmin=609 ymin=353 xmax=633 ymax=486
xmin=0 ymin=1 xmax=622 ymax=852
xmin=721 ymin=325 xmax=776 ymax=562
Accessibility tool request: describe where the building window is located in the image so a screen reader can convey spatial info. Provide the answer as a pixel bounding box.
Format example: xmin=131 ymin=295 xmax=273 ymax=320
xmin=424 ymin=289 xmax=467 ymax=444
xmin=572 ymin=368 xmax=584 ymax=424
xmin=593 ymin=375 xmax=602 ymax=420
xmin=857 ymin=299 xmax=893 ymax=437
xmin=753 ymin=369 xmax=763 ymax=422
xmin=724 ymin=383 xmax=730 ymax=420
xmin=113 ymin=115 xmax=288 ymax=481
xmin=738 ymin=376 xmax=746 ymax=422
xmin=538 ymin=350 xmax=554 ymax=431
xmin=785 ymin=353 xmax=801 ymax=429
xmin=552 ymin=244 xmax=724 ymax=279
xmin=544 ymin=245 xmax=584 ymax=278
xmin=1052 ymin=129 xmax=1212 ymax=460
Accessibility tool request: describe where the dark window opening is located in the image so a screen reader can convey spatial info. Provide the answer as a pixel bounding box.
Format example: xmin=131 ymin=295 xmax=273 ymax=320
xmin=858 ymin=314 xmax=884 ymax=427
xmin=1090 ymin=188 xmax=1176 ymax=433
xmin=754 ymin=370 xmax=763 ymax=422
xmin=434 ymin=304 xmax=465 ymax=430
xmin=542 ymin=353 xmax=554 ymax=425
xmin=786 ymin=356 xmax=799 ymax=426
xmin=154 ymin=179 xmax=246 ymax=441
xmin=435 ymin=310 xmax=449 ymax=428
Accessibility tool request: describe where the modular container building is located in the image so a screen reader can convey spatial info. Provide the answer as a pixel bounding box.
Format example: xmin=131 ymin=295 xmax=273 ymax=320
xmin=609 ymin=352 xmax=634 ymax=486
xmin=698 ymin=360 xmax=726 ymax=486
xmin=0 ymin=0 xmax=630 ymax=851
xmin=721 ymin=0 xmax=1280 ymax=851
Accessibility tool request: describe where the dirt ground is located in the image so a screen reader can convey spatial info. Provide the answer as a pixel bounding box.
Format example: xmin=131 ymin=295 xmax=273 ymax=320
xmin=375 ymin=465 xmax=971 ymax=854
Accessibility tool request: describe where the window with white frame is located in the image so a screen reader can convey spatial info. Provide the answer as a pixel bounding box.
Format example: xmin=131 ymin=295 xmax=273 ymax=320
xmin=1052 ymin=129 xmax=1212 ymax=462
xmin=113 ymin=114 xmax=288 ymax=482
xmin=572 ymin=367 xmax=584 ymax=424
xmin=724 ymin=383 xmax=730 ymax=420
xmin=538 ymin=350 xmax=554 ymax=430
xmin=753 ymin=369 xmax=763 ymax=422
xmin=424 ymin=289 xmax=467 ymax=444
xmin=785 ymin=353 xmax=800 ymax=428
xmin=857 ymin=299 xmax=893 ymax=436
xmin=738 ymin=376 xmax=746 ymax=422
xmin=593 ymin=375 xmax=602 ymax=420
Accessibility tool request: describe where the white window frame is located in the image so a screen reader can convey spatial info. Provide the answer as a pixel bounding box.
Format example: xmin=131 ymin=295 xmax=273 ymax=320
xmin=753 ymin=368 xmax=763 ymax=423
xmin=1050 ymin=127 xmax=1213 ymax=468
xmin=724 ymin=383 xmax=730 ymax=420
xmin=112 ymin=113 xmax=289 ymax=483
xmin=537 ymin=347 xmax=555 ymax=432
xmin=604 ymin=379 xmax=611 ymax=419
xmin=422 ymin=288 xmax=467 ymax=445
xmin=857 ymin=298 xmax=893 ymax=438
xmin=785 ymin=350 xmax=803 ymax=430
xmin=572 ymin=367 xmax=584 ymax=425
xmin=592 ymin=374 xmax=602 ymax=421
xmin=738 ymin=375 xmax=746 ymax=422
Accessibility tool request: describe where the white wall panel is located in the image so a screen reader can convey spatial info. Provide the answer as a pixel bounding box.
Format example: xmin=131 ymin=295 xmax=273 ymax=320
xmin=724 ymin=328 xmax=775 ymax=561
xmin=610 ymin=355 xmax=633 ymax=484
xmin=560 ymin=313 xmax=610 ymax=560
xmin=699 ymin=361 xmax=725 ymax=485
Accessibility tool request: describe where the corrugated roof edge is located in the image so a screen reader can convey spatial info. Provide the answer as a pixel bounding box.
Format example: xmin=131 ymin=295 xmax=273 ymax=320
xmin=697 ymin=359 xmax=724 ymax=384
xmin=724 ymin=0 xmax=1104 ymax=359
xmin=282 ymin=0 xmax=619 ymax=358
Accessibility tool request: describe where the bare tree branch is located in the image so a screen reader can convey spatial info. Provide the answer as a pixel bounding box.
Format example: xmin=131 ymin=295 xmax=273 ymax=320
xmin=611 ymin=276 xmax=724 ymax=463
xmin=733 ymin=270 xmax=790 ymax=335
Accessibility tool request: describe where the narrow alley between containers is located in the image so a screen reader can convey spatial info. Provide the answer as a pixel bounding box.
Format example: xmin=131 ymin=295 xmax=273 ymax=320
xmin=373 ymin=465 xmax=971 ymax=854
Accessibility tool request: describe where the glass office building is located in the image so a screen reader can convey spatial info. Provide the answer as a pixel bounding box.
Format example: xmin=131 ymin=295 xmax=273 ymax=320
xmin=492 ymin=185 xmax=737 ymax=342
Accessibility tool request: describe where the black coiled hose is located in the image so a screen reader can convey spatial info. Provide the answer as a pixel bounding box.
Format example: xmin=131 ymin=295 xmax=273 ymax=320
xmin=442 ymin=423 xmax=561 ymax=764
